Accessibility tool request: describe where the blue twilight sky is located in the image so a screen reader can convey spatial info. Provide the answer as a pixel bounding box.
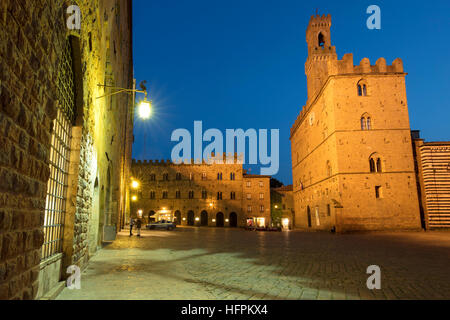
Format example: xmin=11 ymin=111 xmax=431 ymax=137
xmin=132 ymin=0 xmax=450 ymax=185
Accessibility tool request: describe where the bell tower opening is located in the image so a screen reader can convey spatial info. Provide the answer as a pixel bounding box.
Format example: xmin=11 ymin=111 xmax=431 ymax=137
xmin=318 ymin=32 xmax=325 ymax=47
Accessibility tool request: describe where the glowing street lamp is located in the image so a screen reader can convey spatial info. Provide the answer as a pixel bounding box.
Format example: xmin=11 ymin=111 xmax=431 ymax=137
xmin=131 ymin=195 xmax=138 ymax=202
xmin=131 ymin=180 xmax=140 ymax=189
xmin=138 ymin=99 xmax=152 ymax=120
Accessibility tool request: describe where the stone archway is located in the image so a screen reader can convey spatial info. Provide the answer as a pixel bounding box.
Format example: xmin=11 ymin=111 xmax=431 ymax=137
xmin=201 ymin=211 xmax=208 ymax=226
xmin=187 ymin=211 xmax=195 ymax=226
xmin=216 ymin=212 xmax=224 ymax=227
xmin=174 ymin=210 xmax=182 ymax=225
xmin=229 ymin=212 xmax=238 ymax=228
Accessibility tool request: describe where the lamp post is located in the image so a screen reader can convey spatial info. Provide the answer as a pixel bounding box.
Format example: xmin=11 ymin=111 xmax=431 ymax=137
xmin=97 ymin=81 xmax=152 ymax=228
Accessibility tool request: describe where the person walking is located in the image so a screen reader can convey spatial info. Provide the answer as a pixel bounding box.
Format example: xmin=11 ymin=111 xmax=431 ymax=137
xmin=129 ymin=218 xmax=135 ymax=237
xmin=136 ymin=218 xmax=142 ymax=237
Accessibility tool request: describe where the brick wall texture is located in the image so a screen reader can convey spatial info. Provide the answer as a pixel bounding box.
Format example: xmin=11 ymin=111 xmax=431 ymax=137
xmin=0 ymin=0 xmax=133 ymax=299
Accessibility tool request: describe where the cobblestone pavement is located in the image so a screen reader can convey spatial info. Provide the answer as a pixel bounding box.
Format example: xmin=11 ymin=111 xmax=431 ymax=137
xmin=57 ymin=227 xmax=450 ymax=300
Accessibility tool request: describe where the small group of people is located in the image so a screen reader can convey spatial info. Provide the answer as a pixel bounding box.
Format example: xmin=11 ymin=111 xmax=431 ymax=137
xmin=129 ymin=218 xmax=142 ymax=237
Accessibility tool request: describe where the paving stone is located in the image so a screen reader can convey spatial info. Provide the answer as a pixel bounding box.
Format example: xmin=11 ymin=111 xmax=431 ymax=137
xmin=57 ymin=228 xmax=450 ymax=300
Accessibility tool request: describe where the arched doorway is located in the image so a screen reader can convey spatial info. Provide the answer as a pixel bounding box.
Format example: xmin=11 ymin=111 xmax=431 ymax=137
xmin=307 ymin=206 xmax=312 ymax=228
xmin=201 ymin=211 xmax=208 ymax=226
xmin=187 ymin=211 xmax=195 ymax=226
xmin=229 ymin=212 xmax=238 ymax=227
xmin=216 ymin=212 xmax=224 ymax=227
xmin=174 ymin=210 xmax=181 ymax=225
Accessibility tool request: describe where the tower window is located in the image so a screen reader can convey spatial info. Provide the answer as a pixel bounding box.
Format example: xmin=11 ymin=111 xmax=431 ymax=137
xmin=361 ymin=114 xmax=373 ymax=130
xmin=369 ymin=154 xmax=383 ymax=173
xmin=375 ymin=186 xmax=383 ymax=199
xmin=358 ymin=80 xmax=368 ymax=96
xmin=318 ymin=32 xmax=325 ymax=47
xmin=376 ymin=158 xmax=382 ymax=173
xmin=370 ymin=158 xmax=376 ymax=173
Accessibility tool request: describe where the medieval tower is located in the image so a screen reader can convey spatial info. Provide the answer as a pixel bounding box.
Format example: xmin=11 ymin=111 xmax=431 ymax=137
xmin=290 ymin=14 xmax=422 ymax=232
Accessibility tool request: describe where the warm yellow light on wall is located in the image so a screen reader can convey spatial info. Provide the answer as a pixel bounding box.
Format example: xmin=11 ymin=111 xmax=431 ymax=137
xmin=195 ymin=217 xmax=200 ymax=221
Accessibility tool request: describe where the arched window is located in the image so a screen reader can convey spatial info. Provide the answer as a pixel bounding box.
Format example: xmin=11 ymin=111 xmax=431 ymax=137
xmin=369 ymin=158 xmax=376 ymax=173
xmin=357 ymin=80 xmax=368 ymax=96
xmin=361 ymin=114 xmax=372 ymax=130
xmin=369 ymin=154 xmax=384 ymax=173
xmin=318 ymin=32 xmax=325 ymax=47
xmin=376 ymin=158 xmax=382 ymax=173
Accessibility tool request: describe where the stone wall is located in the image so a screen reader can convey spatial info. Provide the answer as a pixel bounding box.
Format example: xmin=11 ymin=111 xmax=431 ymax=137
xmin=290 ymin=14 xmax=421 ymax=232
xmin=0 ymin=0 xmax=133 ymax=300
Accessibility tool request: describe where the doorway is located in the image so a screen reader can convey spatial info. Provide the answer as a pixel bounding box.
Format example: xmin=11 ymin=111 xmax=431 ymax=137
xmin=216 ymin=212 xmax=224 ymax=227
xmin=229 ymin=212 xmax=238 ymax=227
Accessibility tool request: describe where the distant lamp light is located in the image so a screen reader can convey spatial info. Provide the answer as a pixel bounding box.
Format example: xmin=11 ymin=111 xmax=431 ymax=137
xmin=195 ymin=217 xmax=200 ymax=222
xmin=131 ymin=180 xmax=140 ymax=189
xmin=225 ymin=219 xmax=229 ymax=223
xmin=209 ymin=203 xmax=213 ymax=207
xmin=183 ymin=218 xmax=186 ymax=221
xmin=131 ymin=195 xmax=138 ymax=202
xmin=275 ymin=205 xmax=278 ymax=209
xmin=138 ymin=99 xmax=152 ymax=119
xmin=212 ymin=219 xmax=216 ymax=223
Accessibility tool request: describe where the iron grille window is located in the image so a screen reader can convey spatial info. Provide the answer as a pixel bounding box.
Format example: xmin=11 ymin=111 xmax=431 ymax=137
xmin=42 ymin=39 xmax=75 ymax=261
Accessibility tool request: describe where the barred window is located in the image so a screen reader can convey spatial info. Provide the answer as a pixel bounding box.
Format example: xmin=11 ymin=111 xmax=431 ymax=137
xmin=42 ymin=39 xmax=76 ymax=261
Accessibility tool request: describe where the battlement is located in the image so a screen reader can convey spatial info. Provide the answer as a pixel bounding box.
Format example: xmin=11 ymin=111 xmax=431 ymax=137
xmin=132 ymin=153 xmax=245 ymax=167
xmin=307 ymin=14 xmax=332 ymax=31
xmin=336 ymin=55 xmax=404 ymax=74
xmin=292 ymin=54 xmax=406 ymax=138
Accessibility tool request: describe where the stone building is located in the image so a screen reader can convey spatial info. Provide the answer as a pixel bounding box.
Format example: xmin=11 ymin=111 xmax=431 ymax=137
xmin=412 ymin=131 xmax=450 ymax=229
xmin=270 ymin=185 xmax=295 ymax=230
xmin=130 ymin=156 xmax=271 ymax=228
xmin=290 ymin=14 xmax=421 ymax=232
xmin=0 ymin=1 xmax=134 ymax=300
